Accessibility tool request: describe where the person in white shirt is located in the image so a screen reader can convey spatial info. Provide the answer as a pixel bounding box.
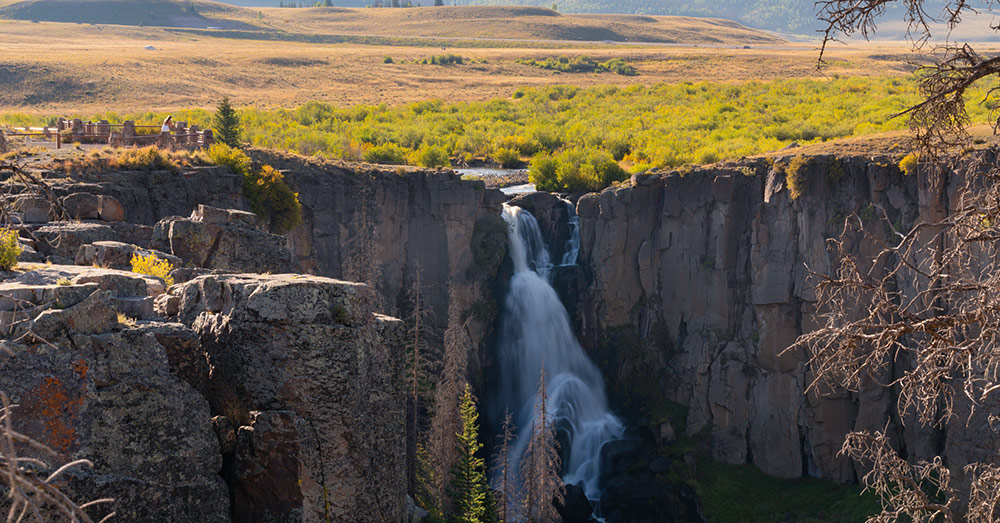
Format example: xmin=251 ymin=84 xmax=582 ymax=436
xmin=161 ymin=115 xmax=175 ymax=133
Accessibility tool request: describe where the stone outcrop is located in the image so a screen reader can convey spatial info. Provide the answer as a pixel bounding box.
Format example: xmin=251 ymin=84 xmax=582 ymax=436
xmin=567 ymin=155 xmax=996 ymax=484
xmin=158 ymin=273 xmax=407 ymax=522
xmin=75 ymin=240 xmax=182 ymax=271
xmin=151 ymin=205 xmax=293 ymax=274
xmin=0 ymin=284 xmax=229 ymax=522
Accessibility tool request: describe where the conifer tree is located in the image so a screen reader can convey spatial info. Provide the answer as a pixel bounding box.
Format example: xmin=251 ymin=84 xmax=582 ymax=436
xmin=491 ymin=408 xmax=519 ymax=523
xmin=427 ymin=286 xmax=469 ymax=514
xmin=520 ymin=364 xmax=564 ymax=523
xmin=448 ymin=384 xmax=493 ymax=523
xmin=213 ymin=96 xmax=242 ymax=149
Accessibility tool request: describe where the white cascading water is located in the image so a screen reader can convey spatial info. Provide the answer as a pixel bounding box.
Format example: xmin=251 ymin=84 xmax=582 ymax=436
xmin=497 ymin=203 xmax=624 ymax=502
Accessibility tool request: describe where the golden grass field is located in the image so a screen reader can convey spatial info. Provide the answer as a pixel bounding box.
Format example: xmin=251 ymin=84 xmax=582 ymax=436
xmin=0 ymin=0 xmax=992 ymax=116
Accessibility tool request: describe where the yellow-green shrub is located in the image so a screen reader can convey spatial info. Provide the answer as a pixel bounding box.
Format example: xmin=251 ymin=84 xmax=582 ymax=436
xmin=131 ymin=252 xmax=174 ymax=287
xmin=206 ymin=143 xmax=251 ymax=176
xmin=363 ymin=142 xmax=409 ymax=164
xmin=899 ymin=152 xmax=919 ymax=175
xmin=785 ymin=155 xmax=810 ymax=200
xmin=0 ymin=228 xmax=21 ymax=271
xmin=244 ymin=165 xmax=303 ymax=234
xmin=409 ymin=144 xmax=451 ymax=168
xmin=493 ymin=147 xmax=521 ymax=168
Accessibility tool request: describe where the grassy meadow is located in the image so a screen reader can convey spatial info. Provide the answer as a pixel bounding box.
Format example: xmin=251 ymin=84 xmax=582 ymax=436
xmin=7 ymin=75 xmax=992 ymax=191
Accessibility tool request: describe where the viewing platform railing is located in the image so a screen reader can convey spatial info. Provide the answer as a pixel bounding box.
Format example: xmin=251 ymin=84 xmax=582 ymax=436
xmin=0 ymin=118 xmax=214 ymax=151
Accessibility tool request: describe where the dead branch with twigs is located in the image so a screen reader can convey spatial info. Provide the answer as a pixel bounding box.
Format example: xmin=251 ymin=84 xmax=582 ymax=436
xmin=799 ymin=2 xmax=1000 ymax=519
xmin=0 ymin=158 xmax=113 ymax=521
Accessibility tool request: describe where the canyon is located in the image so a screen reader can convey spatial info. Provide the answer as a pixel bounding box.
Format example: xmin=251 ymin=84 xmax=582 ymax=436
xmin=4 ymin=150 xmax=996 ymax=520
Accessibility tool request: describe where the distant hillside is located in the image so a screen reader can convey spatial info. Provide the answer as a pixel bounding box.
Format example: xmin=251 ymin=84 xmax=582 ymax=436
xmin=0 ymin=0 xmax=258 ymax=28
xmin=215 ymin=0 xmax=972 ymax=36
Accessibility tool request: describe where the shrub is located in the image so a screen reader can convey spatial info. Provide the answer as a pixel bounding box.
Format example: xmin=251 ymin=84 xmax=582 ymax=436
xmin=409 ymin=144 xmax=451 ymax=168
xmin=383 ymin=56 xmax=394 ymax=64
xmin=785 ymin=155 xmax=810 ymax=200
xmin=112 ymin=146 xmax=178 ymax=172
xmin=529 ymin=154 xmax=559 ymax=192
xmin=493 ymin=147 xmax=521 ymax=168
xmin=899 ymin=152 xmax=919 ymax=175
xmin=420 ymin=54 xmax=464 ymax=66
xmin=131 ymin=252 xmax=174 ymax=287
xmin=0 ymin=228 xmax=21 ymax=271
xmin=534 ymin=148 xmax=628 ymax=192
xmin=243 ymin=165 xmax=303 ymax=234
xmin=206 ymin=143 xmax=252 ymax=176
xmin=363 ymin=142 xmax=409 ymax=164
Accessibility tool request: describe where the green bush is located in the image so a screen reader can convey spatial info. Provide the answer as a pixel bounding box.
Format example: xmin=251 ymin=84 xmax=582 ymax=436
xmin=363 ymin=142 xmax=409 ymax=164
xmin=420 ymin=54 xmax=464 ymax=66
xmin=383 ymin=56 xmax=394 ymax=64
xmin=493 ymin=146 xmax=522 ymax=168
xmin=244 ymin=165 xmax=303 ymax=234
xmin=529 ymin=154 xmax=559 ymax=192
xmin=409 ymin=144 xmax=451 ymax=168
xmin=206 ymin=143 xmax=252 ymax=176
xmin=784 ymin=155 xmax=810 ymax=200
xmin=0 ymin=228 xmax=21 ymax=271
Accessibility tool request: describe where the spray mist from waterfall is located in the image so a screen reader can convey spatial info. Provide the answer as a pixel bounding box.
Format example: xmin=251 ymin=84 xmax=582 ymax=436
xmin=496 ymin=203 xmax=624 ymax=502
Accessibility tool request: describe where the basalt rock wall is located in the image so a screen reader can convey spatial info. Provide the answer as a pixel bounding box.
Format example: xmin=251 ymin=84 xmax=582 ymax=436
xmin=262 ymin=153 xmax=510 ymax=379
xmin=572 ymin=155 xmax=997 ymax=484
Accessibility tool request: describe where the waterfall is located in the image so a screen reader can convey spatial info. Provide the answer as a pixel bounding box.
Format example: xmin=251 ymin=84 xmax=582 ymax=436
xmin=497 ymin=203 xmax=624 ymax=503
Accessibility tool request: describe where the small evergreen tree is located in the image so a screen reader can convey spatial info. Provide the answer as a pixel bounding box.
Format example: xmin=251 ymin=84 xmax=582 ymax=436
xmin=213 ymin=96 xmax=242 ymax=149
xmin=448 ymin=384 xmax=493 ymax=523
xmin=434 ymin=0 xmax=444 ymax=5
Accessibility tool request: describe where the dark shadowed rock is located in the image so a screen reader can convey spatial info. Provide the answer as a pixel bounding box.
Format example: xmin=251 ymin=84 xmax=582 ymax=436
xmin=557 ymin=483 xmax=595 ymax=523
xmin=162 ymin=273 xmax=407 ymax=522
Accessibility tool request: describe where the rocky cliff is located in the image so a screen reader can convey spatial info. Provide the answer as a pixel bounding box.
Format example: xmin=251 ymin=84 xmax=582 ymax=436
xmin=567 ymin=154 xmax=998 ymax=485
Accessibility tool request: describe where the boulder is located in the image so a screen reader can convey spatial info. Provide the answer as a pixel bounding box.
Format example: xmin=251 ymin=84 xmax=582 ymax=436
xmin=35 ymin=223 xmax=119 ymax=262
xmin=62 ymin=192 xmax=100 ymax=220
xmin=0 ymin=302 xmax=229 ymax=521
xmin=150 ymin=205 xmax=293 ymax=274
xmin=162 ymin=273 xmax=407 ymax=521
xmin=98 ymin=194 xmax=126 ymax=222
xmin=12 ymin=195 xmax=52 ymax=223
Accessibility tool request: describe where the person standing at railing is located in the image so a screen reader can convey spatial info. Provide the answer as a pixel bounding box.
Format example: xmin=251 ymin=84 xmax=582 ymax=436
xmin=161 ymin=115 xmax=175 ymax=134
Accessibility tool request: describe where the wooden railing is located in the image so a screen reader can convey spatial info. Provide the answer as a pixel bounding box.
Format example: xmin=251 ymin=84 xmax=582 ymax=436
xmin=0 ymin=118 xmax=214 ymax=151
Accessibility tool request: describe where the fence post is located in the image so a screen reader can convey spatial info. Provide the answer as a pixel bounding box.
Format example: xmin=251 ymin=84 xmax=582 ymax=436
xmin=123 ymin=121 xmax=135 ymax=146
xmin=97 ymin=120 xmax=110 ymax=137
xmin=189 ymin=124 xmax=200 ymax=146
xmin=56 ymin=131 xmax=61 ymax=150
xmin=71 ymin=119 xmax=84 ymax=137
xmin=0 ymin=130 xmax=6 ymax=153
xmin=202 ymin=129 xmax=214 ymax=147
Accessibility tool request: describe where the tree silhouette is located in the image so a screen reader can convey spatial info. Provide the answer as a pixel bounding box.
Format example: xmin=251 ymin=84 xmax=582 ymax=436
xmin=520 ymin=364 xmax=563 ymax=523
xmin=448 ymin=384 xmax=494 ymax=523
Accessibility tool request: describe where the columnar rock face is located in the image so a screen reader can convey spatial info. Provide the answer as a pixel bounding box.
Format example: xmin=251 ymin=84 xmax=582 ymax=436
xmin=263 ymin=153 xmax=509 ymax=374
xmin=158 ymin=273 xmax=407 ymax=522
xmin=572 ymin=156 xmax=992 ymax=483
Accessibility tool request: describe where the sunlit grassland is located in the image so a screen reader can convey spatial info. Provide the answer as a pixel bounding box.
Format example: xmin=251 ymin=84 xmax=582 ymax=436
xmin=3 ymin=75 xmax=994 ymax=178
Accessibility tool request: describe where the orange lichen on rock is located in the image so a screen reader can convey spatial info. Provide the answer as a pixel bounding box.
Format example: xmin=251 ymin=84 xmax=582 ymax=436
xmin=33 ymin=375 xmax=85 ymax=456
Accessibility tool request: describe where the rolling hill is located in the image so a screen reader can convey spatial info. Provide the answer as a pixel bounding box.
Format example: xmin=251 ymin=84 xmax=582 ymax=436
xmin=0 ymin=0 xmax=785 ymax=45
xmin=213 ymin=0 xmax=993 ymax=37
